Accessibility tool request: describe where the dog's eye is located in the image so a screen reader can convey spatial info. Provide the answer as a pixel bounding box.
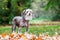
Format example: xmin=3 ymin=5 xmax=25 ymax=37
xmin=27 ymin=11 xmax=28 ymax=13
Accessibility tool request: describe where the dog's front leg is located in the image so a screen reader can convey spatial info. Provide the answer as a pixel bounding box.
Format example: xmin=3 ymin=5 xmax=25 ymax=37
xmin=26 ymin=26 xmax=28 ymax=32
xmin=25 ymin=21 xmax=29 ymax=33
xmin=25 ymin=25 xmax=29 ymax=34
xmin=18 ymin=27 xmax=22 ymax=34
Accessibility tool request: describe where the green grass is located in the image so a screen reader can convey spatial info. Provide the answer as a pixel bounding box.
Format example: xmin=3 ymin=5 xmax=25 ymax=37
xmin=0 ymin=25 xmax=60 ymax=36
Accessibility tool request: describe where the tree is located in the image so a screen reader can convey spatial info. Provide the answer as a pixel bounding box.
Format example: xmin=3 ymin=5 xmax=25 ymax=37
xmin=46 ymin=0 xmax=60 ymax=21
xmin=0 ymin=0 xmax=32 ymax=24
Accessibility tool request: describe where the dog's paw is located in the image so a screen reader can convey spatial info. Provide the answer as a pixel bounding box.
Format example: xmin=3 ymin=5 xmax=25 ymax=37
xmin=24 ymin=32 xmax=28 ymax=34
xmin=18 ymin=32 xmax=22 ymax=35
xmin=12 ymin=31 xmax=17 ymax=35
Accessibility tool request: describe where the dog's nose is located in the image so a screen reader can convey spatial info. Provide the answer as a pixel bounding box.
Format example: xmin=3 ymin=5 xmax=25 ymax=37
xmin=29 ymin=13 xmax=31 ymax=16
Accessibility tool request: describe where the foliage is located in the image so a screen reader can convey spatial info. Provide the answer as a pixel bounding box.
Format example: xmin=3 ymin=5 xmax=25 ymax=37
xmin=0 ymin=0 xmax=32 ymax=24
xmin=45 ymin=0 xmax=60 ymax=21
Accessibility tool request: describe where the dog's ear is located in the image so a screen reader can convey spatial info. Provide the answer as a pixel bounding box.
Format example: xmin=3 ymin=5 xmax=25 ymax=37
xmin=21 ymin=10 xmax=26 ymax=16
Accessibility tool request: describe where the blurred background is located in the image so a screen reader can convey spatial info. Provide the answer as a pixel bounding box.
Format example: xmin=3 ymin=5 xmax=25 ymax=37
xmin=0 ymin=0 xmax=60 ymax=25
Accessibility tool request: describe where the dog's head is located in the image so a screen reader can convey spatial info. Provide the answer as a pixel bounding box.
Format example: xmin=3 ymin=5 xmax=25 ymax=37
xmin=22 ymin=9 xmax=33 ymax=20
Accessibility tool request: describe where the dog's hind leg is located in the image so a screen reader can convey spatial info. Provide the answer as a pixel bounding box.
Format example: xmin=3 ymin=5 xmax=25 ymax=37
xmin=12 ymin=22 xmax=16 ymax=33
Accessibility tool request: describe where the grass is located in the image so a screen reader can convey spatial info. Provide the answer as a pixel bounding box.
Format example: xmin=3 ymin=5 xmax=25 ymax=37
xmin=0 ymin=25 xmax=60 ymax=36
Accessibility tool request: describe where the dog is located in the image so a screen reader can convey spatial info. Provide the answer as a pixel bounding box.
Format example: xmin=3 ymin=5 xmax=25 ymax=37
xmin=12 ymin=9 xmax=33 ymax=33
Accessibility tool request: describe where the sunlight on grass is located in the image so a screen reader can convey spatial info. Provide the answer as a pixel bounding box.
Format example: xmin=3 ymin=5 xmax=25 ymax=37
xmin=0 ymin=25 xmax=60 ymax=36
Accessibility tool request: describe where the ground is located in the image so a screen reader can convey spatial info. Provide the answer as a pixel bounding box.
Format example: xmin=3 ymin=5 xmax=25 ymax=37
xmin=0 ymin=25 xmax=60 ymax=36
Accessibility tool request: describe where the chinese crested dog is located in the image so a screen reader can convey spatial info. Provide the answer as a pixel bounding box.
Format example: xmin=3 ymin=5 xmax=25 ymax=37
xmin=12 ymin=9 xmax=33 ymax=33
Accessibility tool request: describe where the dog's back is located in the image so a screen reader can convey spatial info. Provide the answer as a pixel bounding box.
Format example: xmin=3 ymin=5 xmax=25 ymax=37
xmin=13 ymin=16 xmax=23 ymax=22
xmin=13 ymin=16 xmax=23 ymax=26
